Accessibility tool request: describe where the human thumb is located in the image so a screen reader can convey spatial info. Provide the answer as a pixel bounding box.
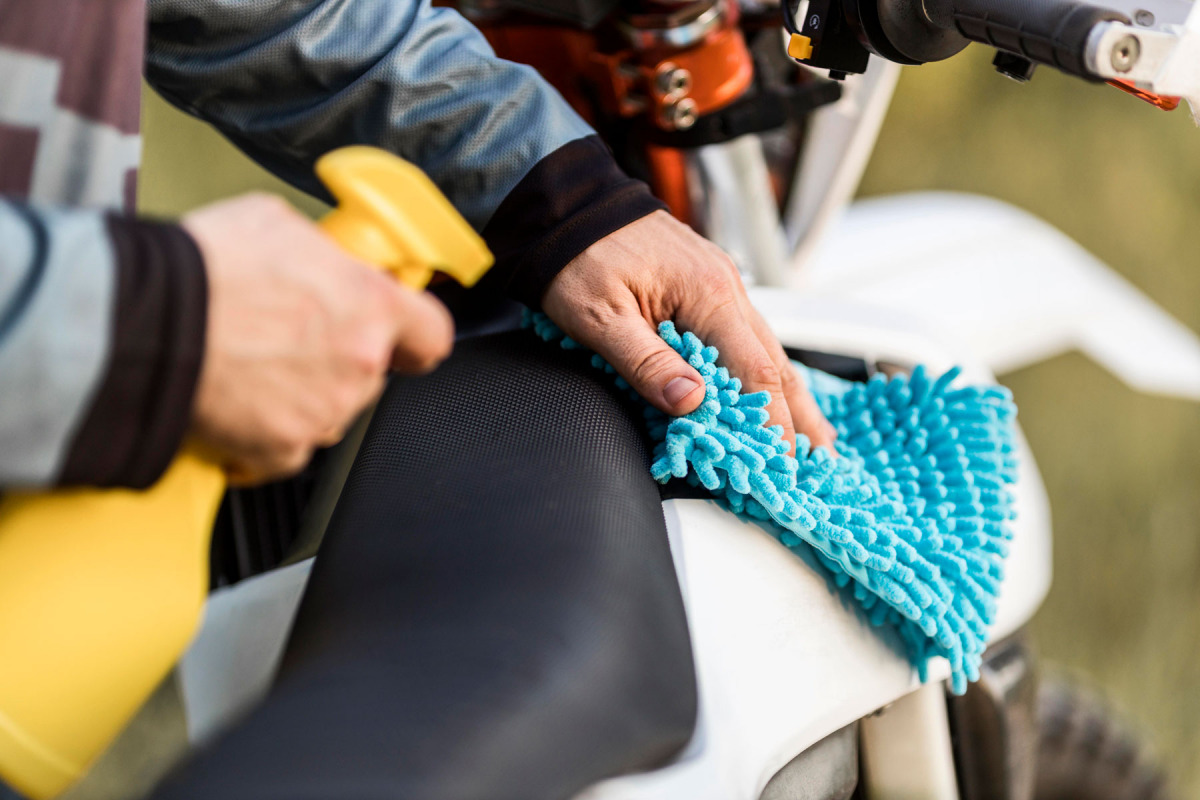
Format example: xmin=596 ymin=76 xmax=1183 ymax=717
xmin=585 ymin=312 xmax=706 ymax=416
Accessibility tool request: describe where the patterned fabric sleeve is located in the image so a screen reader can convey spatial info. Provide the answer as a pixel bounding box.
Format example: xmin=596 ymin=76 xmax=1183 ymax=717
xmin=0 ymin=200 xmax=206 ymax=489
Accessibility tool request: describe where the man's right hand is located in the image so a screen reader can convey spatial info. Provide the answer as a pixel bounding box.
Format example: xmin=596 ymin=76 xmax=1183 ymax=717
xmin=182 ymin=194 xmax=454 ymax=485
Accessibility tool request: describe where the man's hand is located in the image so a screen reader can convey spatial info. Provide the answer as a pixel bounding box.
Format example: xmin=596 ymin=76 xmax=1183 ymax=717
xmin=183 ymin=194 xmax=454 ymax=484
xmin=542 ymin=210 xmax=836 ymax=456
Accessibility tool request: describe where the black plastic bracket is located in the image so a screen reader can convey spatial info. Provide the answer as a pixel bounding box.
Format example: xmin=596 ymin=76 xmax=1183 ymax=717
xmin=993 ymin=50 xmax=1037 ymax=81
xmin=797 ymin=0 xmax=872 ymax=74
xmin=643 ymin=78 xmax=844 ymax=148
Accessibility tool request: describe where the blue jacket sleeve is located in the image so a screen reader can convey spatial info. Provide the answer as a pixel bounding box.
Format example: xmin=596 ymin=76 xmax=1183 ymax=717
xmin=0 ymin=200 xmax=207 ymax=489
xmin=145 ymin=0 xmax=665 ymax=306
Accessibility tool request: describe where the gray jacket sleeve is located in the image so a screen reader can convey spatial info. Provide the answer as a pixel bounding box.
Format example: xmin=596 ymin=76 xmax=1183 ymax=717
xmin=0 ymin=200 xmax=207 ymax=489
xmin=0 ymin=203 xmax=114 ymax=486
xmin=145 ymin=0 xmax=665 ymax=307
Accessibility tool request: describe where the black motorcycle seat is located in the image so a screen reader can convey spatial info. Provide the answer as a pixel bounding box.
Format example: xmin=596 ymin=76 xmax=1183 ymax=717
xmin=158 ymin=330 xmax=699 ymax=800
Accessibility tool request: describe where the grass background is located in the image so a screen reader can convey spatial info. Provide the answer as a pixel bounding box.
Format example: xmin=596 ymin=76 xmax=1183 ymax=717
xmin=857 ymin=47 xmax=1200 ymax=794
xmin=138 ymin=45 xmax=1200 ymax=794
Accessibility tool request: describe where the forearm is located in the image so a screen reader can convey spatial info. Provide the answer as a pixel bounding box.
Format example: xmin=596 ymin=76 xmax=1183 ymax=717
xmin=145 ymin=0 xmax=594 ymax=230
xmin=145 ymin=0 xmax=664 ymax=307
xmin=0 ymin=201 xmax=207 ymax=489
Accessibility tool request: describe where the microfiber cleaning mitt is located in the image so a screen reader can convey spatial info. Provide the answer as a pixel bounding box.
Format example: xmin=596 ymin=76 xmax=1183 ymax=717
xmin=526 ymin=312 xmax=1018 ymax=694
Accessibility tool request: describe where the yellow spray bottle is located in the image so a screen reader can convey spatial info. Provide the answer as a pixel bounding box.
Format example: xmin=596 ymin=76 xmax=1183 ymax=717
xmin=0 ymin=147 xmax=493 ymax=800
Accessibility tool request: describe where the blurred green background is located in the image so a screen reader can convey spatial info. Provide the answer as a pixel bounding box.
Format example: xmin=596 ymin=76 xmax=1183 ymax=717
xmin=860 ymin=47 xmax=1200 ymax=795
xmin=137 ymin=44 xmax=1200 ymax=795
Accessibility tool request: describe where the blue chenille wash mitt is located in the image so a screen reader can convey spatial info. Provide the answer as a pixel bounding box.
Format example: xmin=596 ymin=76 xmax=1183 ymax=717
xmin=526 ymin=312 xmax=1018 ymax=694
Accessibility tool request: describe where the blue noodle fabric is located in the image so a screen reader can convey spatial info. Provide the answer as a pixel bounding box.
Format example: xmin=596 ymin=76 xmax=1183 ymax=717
xmin=526 ymin=313 xmax=1018 ymax=694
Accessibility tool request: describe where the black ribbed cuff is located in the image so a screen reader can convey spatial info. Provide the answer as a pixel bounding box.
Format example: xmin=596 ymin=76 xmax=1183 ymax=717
xmin=58 ymin=217 xmax=208 ymax=489
xmin=480 ymin=135 xmax=666 ymax=309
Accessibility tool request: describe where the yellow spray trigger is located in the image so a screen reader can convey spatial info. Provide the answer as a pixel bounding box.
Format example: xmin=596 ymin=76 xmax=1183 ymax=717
xmin=0 ymin=146 xmax=493 ymax=800
xmin=316 ymin=146 xmax=493 ymax=290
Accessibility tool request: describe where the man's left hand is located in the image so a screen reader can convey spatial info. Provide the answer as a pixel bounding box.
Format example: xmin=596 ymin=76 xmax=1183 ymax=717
xmin=542 ymin=210 xmax=837 ymax=456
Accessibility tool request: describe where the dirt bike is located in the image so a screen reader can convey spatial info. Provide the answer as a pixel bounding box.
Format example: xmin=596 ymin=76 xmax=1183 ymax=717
xmin=154 ymin=0 xmax=1200 ymax=798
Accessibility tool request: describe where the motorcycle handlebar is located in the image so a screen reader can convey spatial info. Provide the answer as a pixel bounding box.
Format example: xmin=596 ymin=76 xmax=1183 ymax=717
xmin=935 ymin=0 xmax=1130 ymax=78
xmin=789 ymin=0 xmax=1136 ymax=81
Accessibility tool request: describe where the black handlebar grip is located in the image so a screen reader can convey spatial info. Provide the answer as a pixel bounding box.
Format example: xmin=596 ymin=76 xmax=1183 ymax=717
xmin=938 ymin=0 xmax=1129 ymax=78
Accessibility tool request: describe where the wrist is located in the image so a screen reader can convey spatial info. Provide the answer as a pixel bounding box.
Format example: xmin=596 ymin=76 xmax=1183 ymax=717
xmin=479 ymin=136 xmax=666 ymax=309
xmin=57 ymin=217 xmax=207 ymax=488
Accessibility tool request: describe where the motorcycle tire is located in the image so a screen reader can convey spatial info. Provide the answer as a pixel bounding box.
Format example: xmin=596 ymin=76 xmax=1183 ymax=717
xmin=1035 ymin=679 xmax=1171 ymax=800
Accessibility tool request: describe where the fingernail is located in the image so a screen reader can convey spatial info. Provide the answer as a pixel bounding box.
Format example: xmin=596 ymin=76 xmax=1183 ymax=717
xmin=664 ymin=376 xmax=701 ymax=407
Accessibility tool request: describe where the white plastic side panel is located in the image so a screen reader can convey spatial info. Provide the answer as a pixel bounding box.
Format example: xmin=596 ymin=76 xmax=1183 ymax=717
xmin=860 ymin=682 xmax=959 ymax=800
xmin=576 ymin=499 xmax=941 ymax=800
xmin=178 ymin=559 xmax=313 ymax=744
xmin=580 ymin=467 xmax=1044 ymax=800
xmin=796 ymin=192 xmax=1200 ymax=400
xmin=994 ymin=430 xmax=1052 ymax=640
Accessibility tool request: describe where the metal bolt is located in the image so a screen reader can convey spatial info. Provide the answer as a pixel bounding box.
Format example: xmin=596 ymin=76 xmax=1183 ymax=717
xmin=1134 ymin=8 xmax=1155 ymax=26
xmin=661 ymin=97 xmax=698 ymax=130
xmin=655 ymin=63 xmax=693 ymax=98
xmin=1110 ymin=34 xmax=1141 ymax=72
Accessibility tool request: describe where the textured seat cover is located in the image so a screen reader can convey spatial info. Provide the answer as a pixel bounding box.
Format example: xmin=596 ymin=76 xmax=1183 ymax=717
xmin=242 ymin=330 xmax=700 ymax=800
